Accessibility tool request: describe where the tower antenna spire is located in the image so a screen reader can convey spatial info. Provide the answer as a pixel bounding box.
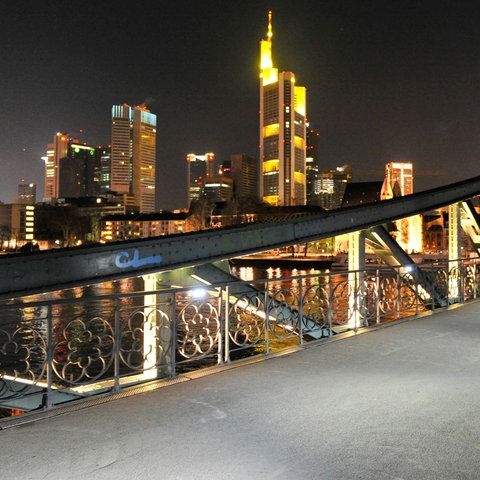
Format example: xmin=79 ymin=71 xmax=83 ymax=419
xmin=267 ymin=10 xmax=273 ymax=42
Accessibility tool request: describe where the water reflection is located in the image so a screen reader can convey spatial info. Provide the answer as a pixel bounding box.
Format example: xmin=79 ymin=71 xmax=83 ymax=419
xmin=14 ymin=276 xmax=145 ymax=303
xmin=231 ymin=265 xmax=329 ymax=292
xmin=0 ymin=277 xmax=147 ymax=385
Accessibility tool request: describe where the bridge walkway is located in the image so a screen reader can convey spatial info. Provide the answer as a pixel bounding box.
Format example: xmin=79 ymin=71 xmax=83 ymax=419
xmin=2 ymin=302 xmax=480 ymax=479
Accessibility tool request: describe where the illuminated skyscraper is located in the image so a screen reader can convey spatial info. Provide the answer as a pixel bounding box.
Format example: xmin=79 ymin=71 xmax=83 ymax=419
xmin=111 ymin=105 xmax=132 ymax=195
xmin=43 ymin=132 xmax=70 ymax=201
xmin=111 ymin=104 xmax=157 ymax=212
xmin=97 ymin=146 xmax=111 ymax=195
xmin=186 ymin=152 xmax=215 ymax=205
xmin=385 ymin=162 xmax=413 ymax=195
xmin=204 ymin=176 xmax=234 ymax=203
xmin=259 ymin=11 xmax=307 ymax=206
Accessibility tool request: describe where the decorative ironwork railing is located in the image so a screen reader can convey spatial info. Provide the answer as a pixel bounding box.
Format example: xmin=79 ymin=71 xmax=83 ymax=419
xmin=1 ymin=257 xmax=479 ymax=416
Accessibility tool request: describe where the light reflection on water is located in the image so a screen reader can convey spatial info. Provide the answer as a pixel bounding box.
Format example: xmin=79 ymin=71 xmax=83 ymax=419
xmin=0 ymin=277 xmax=149 ymax=386
xmin=1 ymin=266 xmax=337 ymax=358
xmin=231 ymin=265 xmax=322 ymax=280
xmin=3 ymin=267 xmax=340 ymax=332
xmin=18 ymin=276 xmax=145 ymax=304
xmin=1 ymin=277 xmax=146 ymax=334
xmin=230 ymin=265 xmax=333 ymax=291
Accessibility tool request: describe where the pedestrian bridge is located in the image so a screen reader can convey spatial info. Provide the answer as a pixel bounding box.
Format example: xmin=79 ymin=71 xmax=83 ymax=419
xmin=4 ymin=301 xmax=480 ymax=478
xmin=2 ymin=175 xmax=480 ymax=417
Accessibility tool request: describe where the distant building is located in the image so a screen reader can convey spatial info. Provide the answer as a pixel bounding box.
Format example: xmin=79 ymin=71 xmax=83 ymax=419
xmin=58 ymin=142 xmax=100 ymax=198
xmin=423 ymin=208 xmax=448 ymax=252
xmin=385 ymin=162 xmax=421 ymax=252
xmin=306 ymin=127 xmax=320 ymax=205
xmin=17 ymin=182 xmax=36 ymax=205
xmin=0 ymin=203 xmax=35 ymax=249
xmin=259 ymin=11 xmax=307 ymax=206
xmin=204 ymin=176 xmax=234 ymax=203
xmin=385 ymin=162 xmax=413 ymax=196
xmin=317 ymin=166 xmax=352 ymax=210
xmin=99 ymin=211 xmax=188 ymax=242
xmin=42 ymin=132 xmax=70 ymax=201
xmin=97 ymin=146 xmax=112 ymax=195
xmin=341 ymin=179 xmax=393 ymax=208
xmin=111 ymin=104 xmax=157 ymax=212
xmin=230 ymin=154 xmax=258 ymax=202
xmin=33 ymin=198 xmax=128 ymax=247
xmin=43 ymin=133 xmax=112 ymax=204
xmin=186 ymin=153 xmax=215 ymax=205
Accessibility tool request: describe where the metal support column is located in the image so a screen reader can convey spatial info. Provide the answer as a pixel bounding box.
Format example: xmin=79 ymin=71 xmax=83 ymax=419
xmin=460 ymin=200 xmax=480 ymax=256
xmin=449 ymin=203 xmax=462 ymax=261
xmin=348 ymin=230 xmax=365 ymax=330
xmin=348 ymin=230 xmax=366 ymax=273
xmin=142 ymin=274 xmax=159 ymax=379
xmin=448 ymin=203 xmax=462 ymax=302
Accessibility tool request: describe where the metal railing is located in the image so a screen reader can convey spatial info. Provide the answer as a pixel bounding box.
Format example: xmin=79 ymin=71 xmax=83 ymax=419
xmin=1 ymin=257 xmax=479 ymax=416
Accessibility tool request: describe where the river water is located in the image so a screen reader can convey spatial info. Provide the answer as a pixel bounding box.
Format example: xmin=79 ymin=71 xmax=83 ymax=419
xmin=11 ymin=263 xmax=332 ymax=305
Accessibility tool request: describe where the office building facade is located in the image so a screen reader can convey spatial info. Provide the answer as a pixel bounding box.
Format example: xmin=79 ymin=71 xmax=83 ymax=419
xmin=100 ymin=211 xmax=187 ymax=242
xmin=306 ymin=126 xmax=320 ymax=205
xmin=204 ymin=176 xmax=234 ymax=203
xmin=0 ymin=203 xmax=35 ymax=248
xmin=17 ymin=182 xmax=36 ymax=205
xmin=186 ymin=152 xmax=215 ymax=205
xmin=230 ymin=154 xmax=259 ymax=202
xmin=111 ymin=104 xmax=157 ymax=212
xmin=97 ymin=146 xmax=112 ymax=195
xmin=318 ymin=166 xmax=352 ymax=210
xmin=385 ymin=162 xmax=413 ymax=196
xmin=43 ymin=132 xmax=70 ymax=201
xmin=385 ymin=162 xmax=421 ymax=252
xmin=259 ymin=11 xmax=307 ymax=206
xmin=58 ymin=142 xmax=100 ymax=198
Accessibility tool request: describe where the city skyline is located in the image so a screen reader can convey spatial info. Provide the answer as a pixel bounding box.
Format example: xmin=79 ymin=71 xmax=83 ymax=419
xmin=1 ymin=1 xmax=480 ymax=210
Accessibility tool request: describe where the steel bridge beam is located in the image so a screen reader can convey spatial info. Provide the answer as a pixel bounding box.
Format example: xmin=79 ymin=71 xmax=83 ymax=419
xmin=460 ymin=200 xmax=480 ymax=256
xmin=365 ymin=225 xmax=448 ymax=307
xmin=2 ymin=175 xmax=480 ymax=299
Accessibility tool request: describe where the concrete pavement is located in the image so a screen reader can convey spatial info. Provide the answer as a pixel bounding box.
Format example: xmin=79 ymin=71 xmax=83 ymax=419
xmin=2 ymin=302 xmax=480 ymax=479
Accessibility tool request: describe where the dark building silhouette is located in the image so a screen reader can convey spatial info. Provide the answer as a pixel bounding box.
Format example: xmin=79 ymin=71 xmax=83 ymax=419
xmin=230 ymin=154 xmax=258 ymax=202
xmin=306 ymin=127 xmax=320 ymax=205
xmin=58 ymin=142 xmax=101 ymax=198
xmin=341 ymin=180 xmax=392 ymax=208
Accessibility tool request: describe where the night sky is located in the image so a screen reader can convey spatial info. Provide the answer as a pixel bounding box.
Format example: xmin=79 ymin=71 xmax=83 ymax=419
xmin=1 ymin=1 xmax=480 ymax=210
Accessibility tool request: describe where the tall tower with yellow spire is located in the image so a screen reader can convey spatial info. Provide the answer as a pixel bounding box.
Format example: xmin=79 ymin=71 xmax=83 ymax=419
xmin=259 ymin=11 xmax=307 ymax=206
